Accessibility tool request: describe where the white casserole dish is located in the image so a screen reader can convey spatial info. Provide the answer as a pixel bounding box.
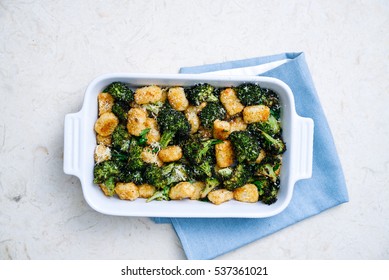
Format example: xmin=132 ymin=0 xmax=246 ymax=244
xmin=63 ymin=73 xmax=314 ymax=218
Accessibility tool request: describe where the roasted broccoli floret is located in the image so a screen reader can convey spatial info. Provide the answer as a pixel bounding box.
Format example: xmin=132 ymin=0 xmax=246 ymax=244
xmin=229 ymin=131 xmax=261 ymax=163
xmin=142 ymin=101 xmax=164 ymax=117
xmin=122 ymin=170 xmax=144 ymax=185
xmin=157 ymin=104 xmax=190 ymax=148
xmin=197 ymin=139 xmax=223 ymax=160
xmin=256 ymin=156 xmax=281 ymax=184
xmin=183 ymin=137 xmax=220 ymax=179
xmin=235 ymin=83 xmax=263 ymax=106
xmin=146 ymin=186 xmax=170 ymax=202
xmin=261 ymin=88 xmax=281 ymax=119
xmin=198 ymin=102 xmax=226 ymax=129
xmin=223 ymin=163 xmax=251 ymax=191
xmin=93 ymin=160 xmax=120 ymax=184
xmin=186 ymin=83 xmax=218 ymax=106
xmin=182 ymin=136 xmax=201 ymax=162
xmin=127 ymin=138 xmax=146 ymax=171
xmin=112 ymin=124 xmax=131 ymax=152
xmin=183 ymin=137 xmax=222 ymax=164
xmin=198 ymin=156 xmax=215 ymax=178
xmin=161 ymin=163 xmax=189 ymax=185
xmin=144 ymin=164 xmax=166 ymax=189
xmin=112 ymin=101 xmax=130 ymax=123
xmin=253 ymin=178 xmax=279 ymax=205
xmin=259 ymin=130 xmax=286 ymax=155
xmin=188 ymin=160 xmax=213 ymax=180
xmin=104 ymin=82 xmax=134 ymax=103
xmin=216 ymin=167 xmax=233 ymax=181
xmin=137 ymin=128 xmax=150 ymax=146
xmin=257 ymin=164 xmax=278 ymax=184
xmin=200 ymin=177 xmax=221 ymax=198
xmin=247 ymin=114 xmax=281 ymax=137
xmin=93 ymin=160 xmax=121 ymax=196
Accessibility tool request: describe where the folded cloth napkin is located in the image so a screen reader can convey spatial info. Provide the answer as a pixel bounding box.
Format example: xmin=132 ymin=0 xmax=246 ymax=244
xmin=153 ymin=52 xmax=348 ymax=260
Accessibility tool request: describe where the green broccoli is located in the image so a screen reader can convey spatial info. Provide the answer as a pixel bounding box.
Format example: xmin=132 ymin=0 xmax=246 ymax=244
xmin=200 ymin=177 xmax=221 ymax=198
xmin=188 ymin=161 xmax=213 ymax=180
xmin=186 ymin=83 xmax=218 ymax=106
xmin=216 ymin=167 xmax=233 ymax=181
xmin=182 ymin=136 xmax=201 ymax=162
xmin=261 ymin=88 xmax=281 ymax=119
xmin=142 ymin=101 xmax=164 ymax=117
xmin=198 ymin=156 xmax=215 ymax=178
xmin=127 ymin=138 xmax=146 ymax=171
xmin=104 ymin=82 xmax=134 ymax=103
xmin=122 ymin=170 xmax=144 ymax=185
xmin=235 ymin=83 xmax=263 ymax=106
xmin=183 ymin=137 xmax=222 ymax=164
xmin=161 ymin=163 xmax=189 ymax=185
xmin=93 ymin=160 xmax=121 ymax=196
xmin=183 ymin=136 xmax=221 ymax=180
xmin=102 ymin=177 xmax=116 ymax=197
xmin=229 ymin=130 xmax=261 ymax=163
xmin=112 ymin=101 xmax=130 ymax=123
xmin=157 ymin=104 xmax=190 ymax=148
xmin=112 ymin=124 xmax=131 ymax=152
xmin=259 ymin=130 xmax=286 ymax=155
xmin=146 ymin=186 xmax=170 ymax=202
xmin=247 ymin=114 xmax=281 ymax=137
xmin=137 ymin=128 xmax=150 ymax=146
xmin=253 ymin=178 xmax=279 ymax=205
xmin=256 ymin=156 xmax=281 ymax=184
xmin=144 ymin=164 xmax=167 ymax=189
xmin=223 ymin=163 xmax=251 ymax=191
xmin=198 ymin=102 xmax=226 ymax=129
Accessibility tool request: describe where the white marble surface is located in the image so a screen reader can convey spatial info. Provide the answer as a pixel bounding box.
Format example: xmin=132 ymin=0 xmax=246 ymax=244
xmin=1 ymin=0 xmax=388 ymax=260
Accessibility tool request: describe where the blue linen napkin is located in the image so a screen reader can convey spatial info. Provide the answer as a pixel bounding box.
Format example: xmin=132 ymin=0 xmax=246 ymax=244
xmin=153 ymin=52 xmax=348 ymax=260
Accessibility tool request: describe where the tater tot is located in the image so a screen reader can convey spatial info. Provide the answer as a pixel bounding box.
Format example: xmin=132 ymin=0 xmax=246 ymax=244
xmin=220 ymin=88 xmax=244 ymax=116
xmin=145 ymin=118 xmax=160 ymax=144
xmin=115 ymin=182 xmax=139 ymax=200
xmin=233 ymin=184 xmax=259 ymax=203
xmin=134 ymin=85 xmax=163 ymax=104
xmin=158 ymin=146 xmax=183 ymax=162
xmin=138 ymin=184 xmax=156 ymax=199
xmin=127 ymin=108 xmax=147 ymax=136
xmin=98 ymin=92 xmax=114 ymax=116
xmin=96 ymin=134 xmax=112 ymax=146
xmin=190 ymin=181 xmax=205 ymax=200
xmin=160 ymin=88 xmax=168 ymax=103
xmin=94 ymin=112 xmax=119 ymax=136
xmin=169 ymin=182 xmax=195 ymax=200
xmin=208 ymin=189 xmax=233 ymax=205
xmin=141 ymin=147 xmax=163 ymax=167
xmin=94 ymin=144 xmax=111 ymax=163
xmin=229 ymin=117 xmax=247 ymax=132
xmin=168 ymin=87 xmax=189 ymax=111
xmin=215 ymin=140 xmax=235 ymax=168
xmin=185 ymin=105 xmax=200 ymax=134
xmin=213 ymin=119 xmax=231 ymax=140
xmin=243 ymin=105 xmax=270 ymax=123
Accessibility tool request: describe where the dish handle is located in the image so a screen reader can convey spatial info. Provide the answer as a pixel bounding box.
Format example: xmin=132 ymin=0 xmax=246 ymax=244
xmin=294 ymin=116 xmax=314 ymax=180
xmin=63 ymin=112 xmax=82 ymax=178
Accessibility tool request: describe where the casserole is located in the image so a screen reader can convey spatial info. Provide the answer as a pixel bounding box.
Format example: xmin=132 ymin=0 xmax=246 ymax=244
xmin=63 ymin=73 xmax=314 ymax=218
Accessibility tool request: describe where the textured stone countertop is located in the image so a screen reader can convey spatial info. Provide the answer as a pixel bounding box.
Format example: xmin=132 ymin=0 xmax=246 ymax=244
xmin=1 ymin=0 xmax=388 ymax=260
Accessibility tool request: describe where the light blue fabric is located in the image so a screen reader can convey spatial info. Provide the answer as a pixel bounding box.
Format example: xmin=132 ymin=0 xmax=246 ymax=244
xmin=153 ymin=52 xmax=348 ymax=260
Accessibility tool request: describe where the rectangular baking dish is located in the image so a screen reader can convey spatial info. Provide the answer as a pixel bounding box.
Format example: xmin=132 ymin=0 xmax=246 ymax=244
xmin=63 ymin=73 xmax=314 ymax=218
